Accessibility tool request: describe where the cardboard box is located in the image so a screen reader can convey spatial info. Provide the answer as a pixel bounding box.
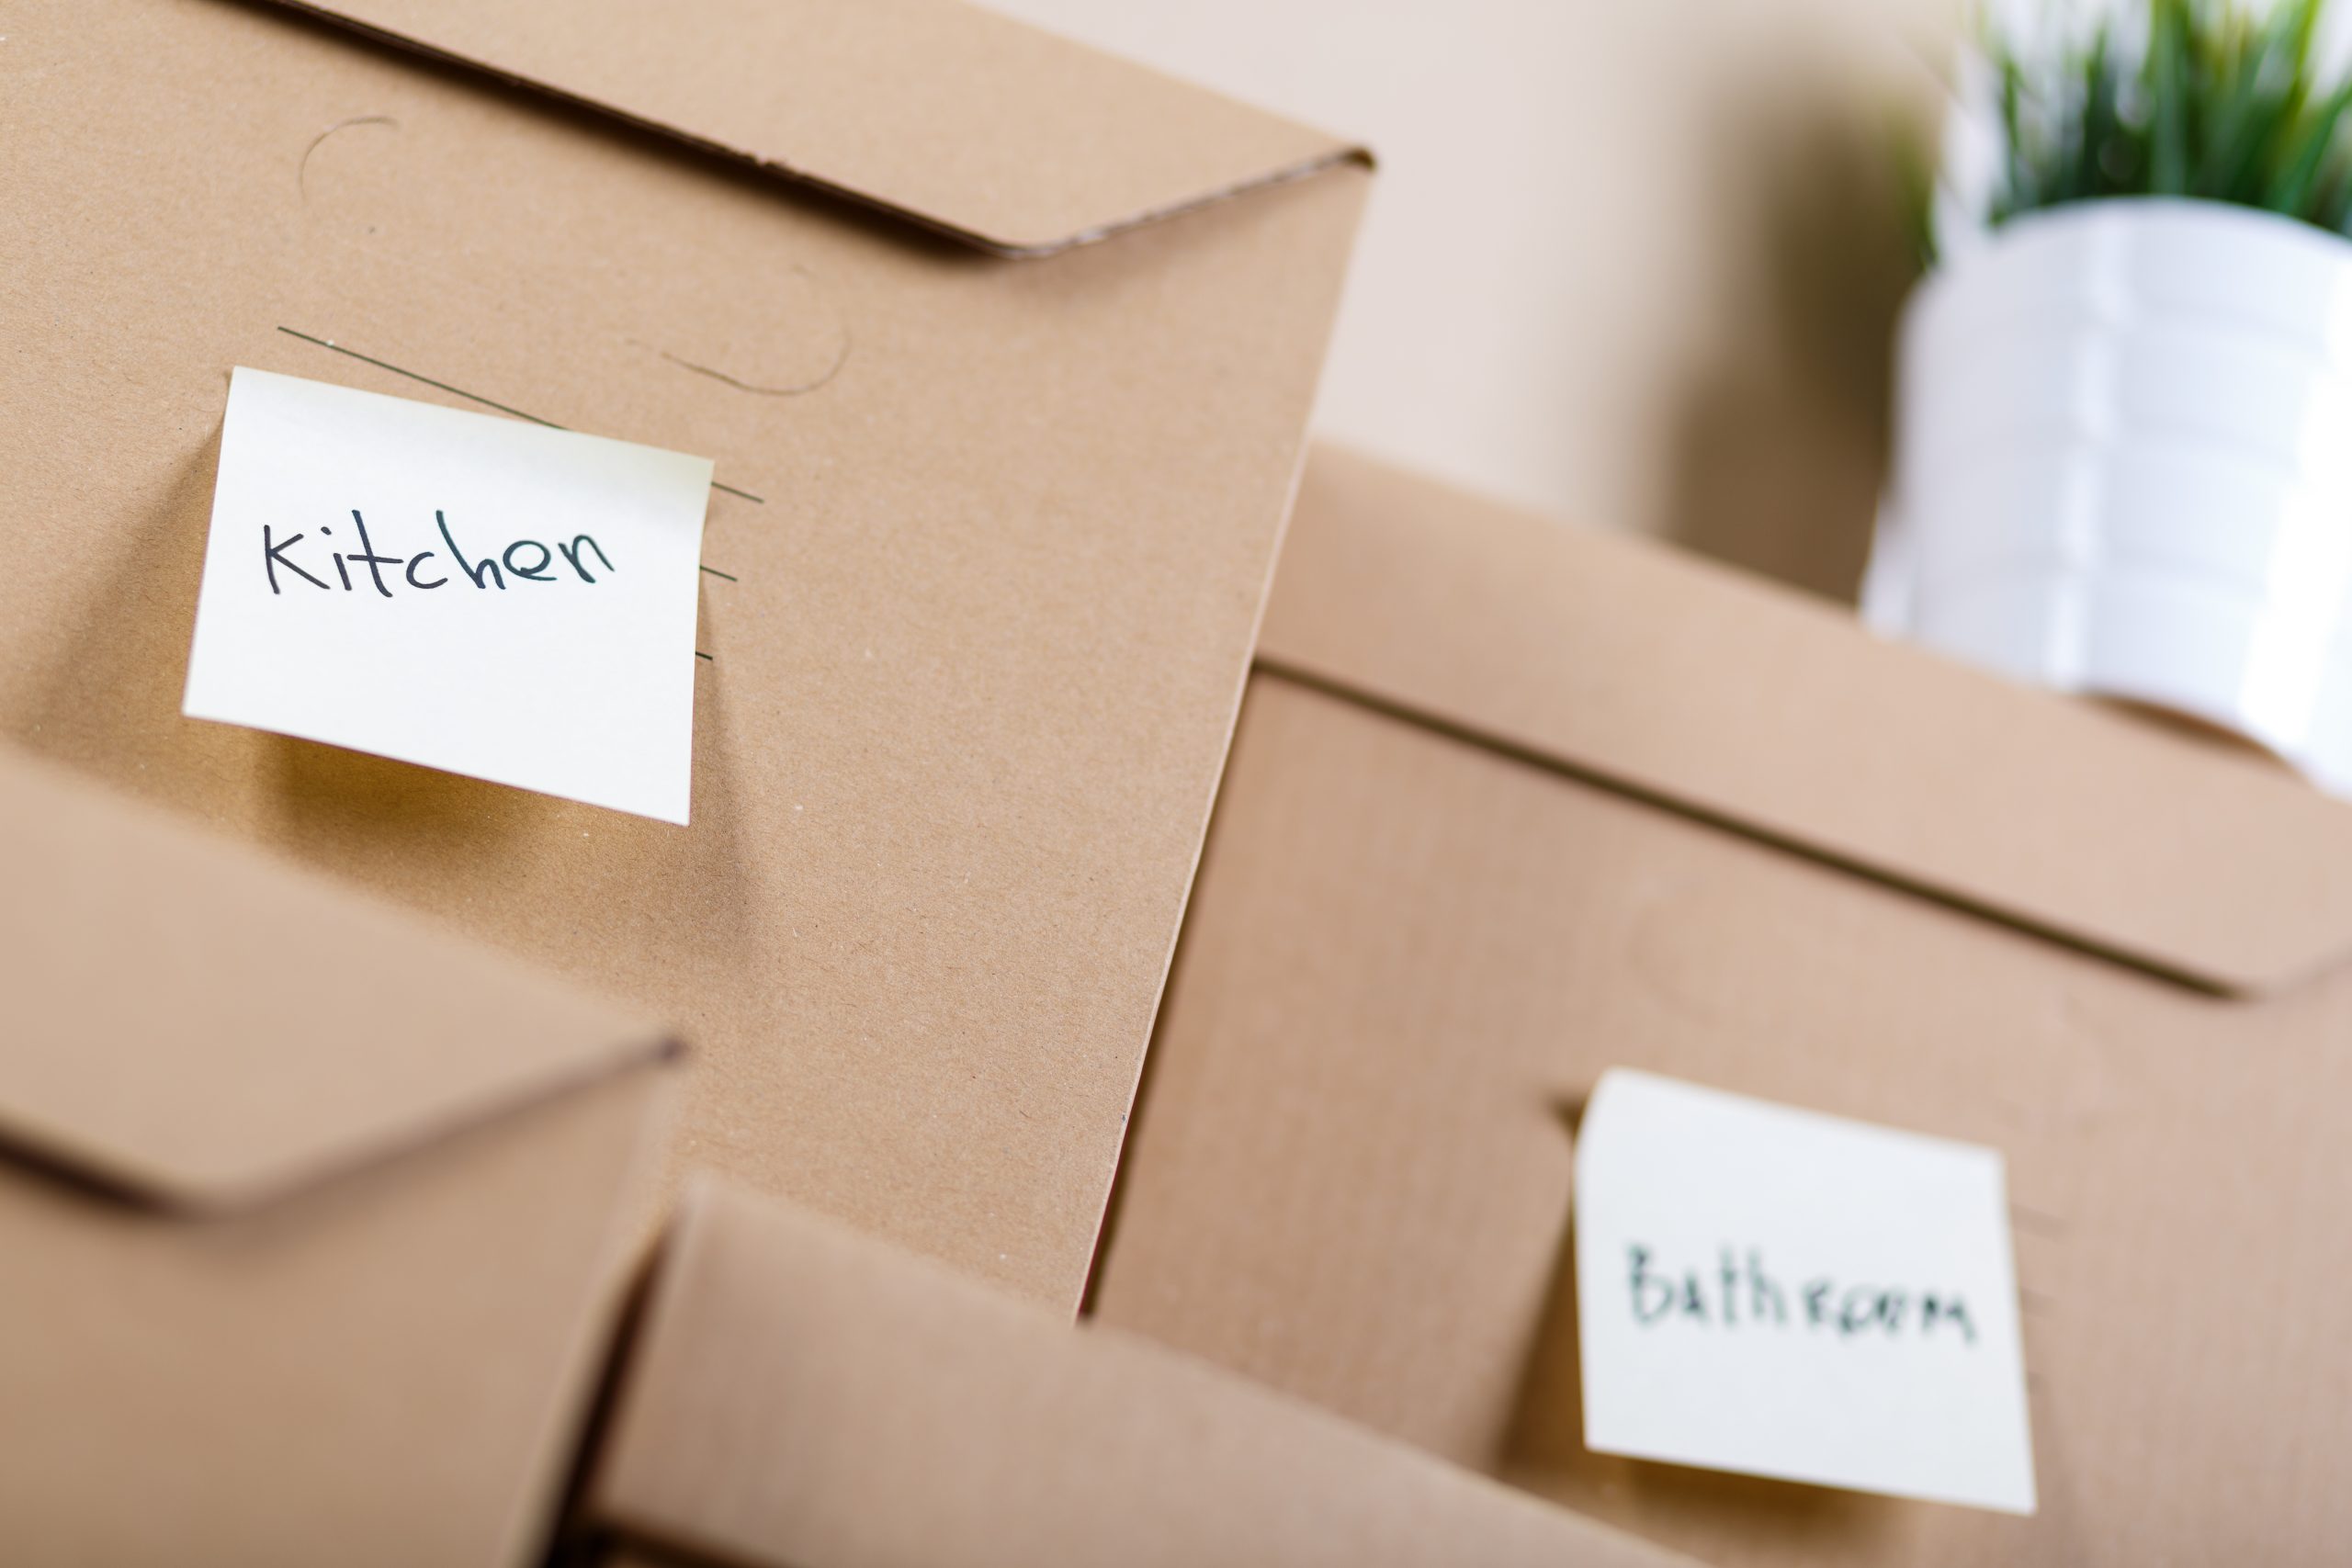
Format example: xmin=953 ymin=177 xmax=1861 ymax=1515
xmin=1090 ymin=446 xmax=2352 ymax=1565
xmin=0 ymin=744 xmax=676 ymax=1567
xmin=0 ymin=0 xmax=1368 ymax=1308
xmin=575 ymin=1179 xmax=1701 ymax=1568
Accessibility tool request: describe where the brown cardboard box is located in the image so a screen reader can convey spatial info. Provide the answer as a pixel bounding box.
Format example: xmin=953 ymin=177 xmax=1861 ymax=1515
xmin=0 ymin=0 xmax=1368 ymax=1309
xmin=576 ymin=1179 xmax=1701 ymax=1568
xmin=1090 ymin=446 xmax=2352 ymax=1566
xmin=0 ymin=744 xmax=676 ymax=1566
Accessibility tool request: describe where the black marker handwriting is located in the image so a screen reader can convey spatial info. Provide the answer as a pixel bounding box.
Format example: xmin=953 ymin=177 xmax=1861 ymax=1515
xmin=1626 ymin=1244 xmax=1979 ymax=1345
xmin=264 ymin=510 xmax=616 ymax=596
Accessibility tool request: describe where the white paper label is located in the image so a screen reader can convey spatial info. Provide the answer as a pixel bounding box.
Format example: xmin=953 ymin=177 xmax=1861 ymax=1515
xmin=1575 ymin=1068 xmax=2036 ymax=1515
xmin=184 ymin=367 xmax=713 ymax=823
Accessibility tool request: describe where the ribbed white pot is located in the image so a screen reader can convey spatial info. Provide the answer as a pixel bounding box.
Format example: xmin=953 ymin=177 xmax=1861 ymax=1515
xmin=1867 ymin=197 xmax=2352 ymax=794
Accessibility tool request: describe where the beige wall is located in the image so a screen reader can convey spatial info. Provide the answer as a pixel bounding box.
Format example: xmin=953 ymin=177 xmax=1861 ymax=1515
xmin=988 ymin=0 xmax=1958 ymax=601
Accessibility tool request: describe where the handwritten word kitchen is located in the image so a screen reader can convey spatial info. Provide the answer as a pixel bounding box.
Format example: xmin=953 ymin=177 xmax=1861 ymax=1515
xmin=1627 ymin=1244 xmax=1979 ymax=1343
xmin=262 ymin=510 xmax=616 ymax=596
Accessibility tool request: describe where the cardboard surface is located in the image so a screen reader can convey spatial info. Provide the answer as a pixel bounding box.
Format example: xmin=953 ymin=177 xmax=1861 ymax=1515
xmin=0 ymin=0 xmax=1366 ymax=1307
xmin=1091 ymin=446 xmax=2352 ymax=1564
xmin=583 ymin=1180 xmax=1701 ymax=1568
xmin=0 ymin=744 xmax=676 ymax=1566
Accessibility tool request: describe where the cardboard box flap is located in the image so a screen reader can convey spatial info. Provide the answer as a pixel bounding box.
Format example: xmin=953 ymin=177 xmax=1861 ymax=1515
xmin=1258 ymin=447 xmax=2352 ymax=996
xmin=271 ymin=0 xmax=1365 ymax=257
xmin=588 ymin=1181 xmax=1701 ymax=1568
xmin=0 ymin=747 xmax=673 ymax=1213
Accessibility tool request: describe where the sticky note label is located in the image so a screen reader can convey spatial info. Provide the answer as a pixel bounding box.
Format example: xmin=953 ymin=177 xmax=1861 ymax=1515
xmin=1575 ymin=1069 xmax=2036 ymax=1514
xmin=185 ymin=367 xmax=714 ymax=822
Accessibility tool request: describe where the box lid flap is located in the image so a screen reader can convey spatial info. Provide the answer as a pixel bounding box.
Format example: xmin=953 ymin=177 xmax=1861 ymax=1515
xmin=589 ymin=1181 xmax=1701 ymax=1568
xmin=1259 ymin=447 xmax=2352 ymax=997
xmin=0 ymin=747 xmax=675 ymax=1212
xmin=268 ymin=0 xmax=1366 ymax=256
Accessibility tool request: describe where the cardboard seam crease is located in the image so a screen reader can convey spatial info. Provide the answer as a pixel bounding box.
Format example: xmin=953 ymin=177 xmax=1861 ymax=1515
xmin=263 ymin=0 xmax=1374 ymax=256
xmin=1249 ymin=655 xmax=2241 ymax=998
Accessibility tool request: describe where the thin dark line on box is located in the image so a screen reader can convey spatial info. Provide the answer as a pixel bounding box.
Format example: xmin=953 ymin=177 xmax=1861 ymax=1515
xmin=298 ymin=116 xmax=400 ymax=202
xmin=277 ymin=325 xmax=559 ymax=427
xmin=698 ymin=565 xmax=739 ymax=581
xmin=648 ymin=336 xmax=850 ymax=399
xmin=272 ymin=325 xmax=768 ymax=505
xmin=695 ymin=651 xmax=714 ymax=662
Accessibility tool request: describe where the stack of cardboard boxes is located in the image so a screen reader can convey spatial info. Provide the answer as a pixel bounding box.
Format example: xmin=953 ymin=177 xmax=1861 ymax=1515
xmin=6 ymin=1 xmax=2346 ymax=1564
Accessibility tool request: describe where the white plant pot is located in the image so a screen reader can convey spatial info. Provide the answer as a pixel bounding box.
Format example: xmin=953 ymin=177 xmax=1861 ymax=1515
xmin=1867 ymin=197 xmax=2352 ymax=794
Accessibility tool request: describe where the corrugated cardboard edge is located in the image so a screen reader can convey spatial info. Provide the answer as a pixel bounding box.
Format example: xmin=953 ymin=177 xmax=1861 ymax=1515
xmin=1071 ymin=430 xmax=1328 ymax=1316
xmin=984 ymin=146 xmax=1376 ymax=259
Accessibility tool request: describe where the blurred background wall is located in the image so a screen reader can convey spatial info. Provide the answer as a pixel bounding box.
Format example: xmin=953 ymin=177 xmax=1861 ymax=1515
xmin=989 ymin=0 xmax=1961 ymax=602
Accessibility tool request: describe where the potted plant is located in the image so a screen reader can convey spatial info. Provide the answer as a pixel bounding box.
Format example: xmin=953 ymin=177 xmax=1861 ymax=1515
xmin=1869 ymin=0 xmax=2352 ymax=791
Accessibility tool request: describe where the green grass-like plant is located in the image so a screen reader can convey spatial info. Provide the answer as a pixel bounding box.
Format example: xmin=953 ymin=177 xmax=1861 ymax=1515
xmin=1947 ymin=0 xmax=2352 ymax=250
